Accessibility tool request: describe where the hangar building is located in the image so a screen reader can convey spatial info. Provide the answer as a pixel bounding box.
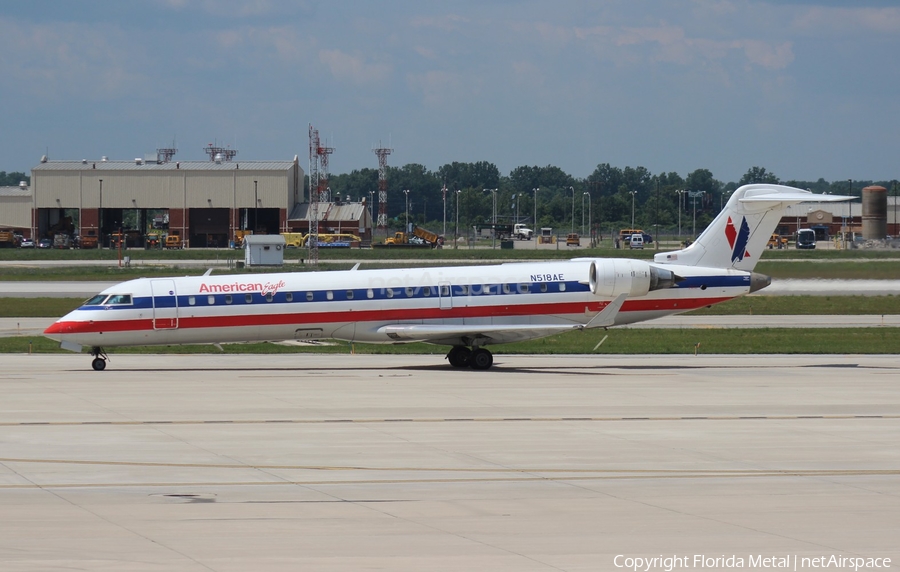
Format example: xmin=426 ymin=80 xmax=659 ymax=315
xmin=0 ymin=182 xmax=32 ymax=232
xmin=30 ymin=155 xmax=304 ymax=248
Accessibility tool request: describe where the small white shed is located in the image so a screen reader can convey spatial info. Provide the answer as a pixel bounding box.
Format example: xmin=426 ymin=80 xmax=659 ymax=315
xmin=243 ymin=234 xmax=286 ymax=266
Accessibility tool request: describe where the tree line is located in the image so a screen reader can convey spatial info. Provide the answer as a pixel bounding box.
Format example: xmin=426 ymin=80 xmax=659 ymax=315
xmin=326 ymin=163 xmax=898 ymax=237
xmin=0 ymin=171 xmax=30 ymax=187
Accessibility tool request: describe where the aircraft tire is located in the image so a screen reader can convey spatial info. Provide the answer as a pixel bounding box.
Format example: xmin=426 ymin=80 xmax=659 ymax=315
xmin=91 ymin=358 xmax=106 ymax=371
xmin=447 ymin=346 xmax=471 ymax=368
xmin=469 ymin=348 xmax=493 ymax=370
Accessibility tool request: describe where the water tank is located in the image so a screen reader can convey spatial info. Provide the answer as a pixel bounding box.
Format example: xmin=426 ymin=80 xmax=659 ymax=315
xmin=862 ymin=185 xmax=887 ymax=239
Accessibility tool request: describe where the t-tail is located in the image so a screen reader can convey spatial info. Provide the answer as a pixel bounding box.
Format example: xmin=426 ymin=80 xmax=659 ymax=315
xmin=654 ymin=184 xmax=854 ymax=271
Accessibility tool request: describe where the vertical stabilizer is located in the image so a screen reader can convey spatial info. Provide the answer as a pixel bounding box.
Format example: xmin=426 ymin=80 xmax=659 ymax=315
xmin=654 ymin=184 xmax=853 ymax=271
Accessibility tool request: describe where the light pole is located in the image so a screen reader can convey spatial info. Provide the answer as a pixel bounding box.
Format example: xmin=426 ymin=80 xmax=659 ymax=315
xmin=569 ymin=186 xmax=575 ymax=234
xmin=368 ymin=191 xmax=374 ymax=238
xmin=483 ymin=188 xmax=497 ymax=248
xmin=893 ymin=181 xmax=898 ymax=239
xmin=847 ymin=179 xmax=853 ymax=248
xmin=720 ymin=190 xmax=732 ymax=211
xmin=581 ymin=192 xmax=586 ymax=236
xmin=455 ymin=189 xmax=461 ymax=249
xmin=629 ymin=190 xmax=637 ymax=230
xmin=689 ymin=190 xmax=705 ymax=238
xmin=253 ymin=180 xmax=258 ymax=233
xmin=532 ymin=187 xmax=539 ymax=249
xmin=98 ymin=179 xmax=103 ymax=249
xmin=583 ymin=192 xmax=591 ymax=245
xmin=675 ymin=189 xmax=687 ymax=240
xmin=403 ymin=189 xmax=410 ymax=233
xmin=442 ymin=184 xmax=447 ymax=239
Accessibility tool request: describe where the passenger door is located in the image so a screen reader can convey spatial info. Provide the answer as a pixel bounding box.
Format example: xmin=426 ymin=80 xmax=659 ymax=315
xmin=150 ymin=279 xmax=179 ymax=330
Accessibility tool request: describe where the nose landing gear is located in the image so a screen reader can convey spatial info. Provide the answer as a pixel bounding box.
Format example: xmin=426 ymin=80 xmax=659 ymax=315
xmin=90 ymin=347 xmax=109 ymax=371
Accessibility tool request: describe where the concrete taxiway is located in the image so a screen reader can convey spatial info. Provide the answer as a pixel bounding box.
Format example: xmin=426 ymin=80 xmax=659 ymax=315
xmin=1 ymin=353 xmax=898 ymax=571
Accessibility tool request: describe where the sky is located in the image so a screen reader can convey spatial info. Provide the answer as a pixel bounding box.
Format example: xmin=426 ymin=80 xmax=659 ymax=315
xmin=2 ymin=0 xmax=898 ymax=184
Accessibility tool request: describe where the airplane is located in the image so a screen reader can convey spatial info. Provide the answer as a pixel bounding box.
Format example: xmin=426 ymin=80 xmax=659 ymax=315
xmin=45 ymin=184 xmax=852 ymax=371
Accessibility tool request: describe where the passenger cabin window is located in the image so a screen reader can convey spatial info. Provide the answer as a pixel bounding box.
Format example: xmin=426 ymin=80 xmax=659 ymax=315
xmin=208 ymin=296 xmax=215 ymax=305
xmin=540 ymin=283 xmax=548 ymax=293
xmin=327 ymin=291 xmax=334 ymax=300
xmin=346 ymin=290 xmax=354 ymax=300
xmin=225 ymin=295 xmax=233 ymax=304
xmin=188 ymin=296 xmax=196 ymax=306
xmin=559 ymin=283 xmax=566 ymax=292
xmin=245 ymin=294 xmax=252 ymax=303
xmin=440 ymin=285 xmax=450 ymax=296
xmin=265 ymin=293 xmax=273 ymax=302
xmin=367 ymin=289 xmax=374 ymax=299
xmin=406 ymin=287 xmax=414 ymax=297
xmin=423 ymin=286 xmax=431 ymax=297
xmin=306 ymin=292 xmax=314 ymax=302
xmin=286 ymin=293 xmax=293 ymax=302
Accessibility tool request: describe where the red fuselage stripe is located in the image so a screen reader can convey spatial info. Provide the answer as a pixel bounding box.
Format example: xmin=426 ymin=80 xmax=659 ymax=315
xmin=47 ymin=296 xmax=731 ymax=334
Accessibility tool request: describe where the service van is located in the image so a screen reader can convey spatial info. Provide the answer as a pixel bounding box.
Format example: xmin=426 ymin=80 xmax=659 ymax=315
xmin=629 ymin=233 xmax=644 ymax=249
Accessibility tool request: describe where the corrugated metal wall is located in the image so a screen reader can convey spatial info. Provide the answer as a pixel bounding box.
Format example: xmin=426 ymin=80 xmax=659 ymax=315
xmin=0 ymin=195 xmax=32 ymax=228
xmin=32 ymin=162 xmax=301 ymax=210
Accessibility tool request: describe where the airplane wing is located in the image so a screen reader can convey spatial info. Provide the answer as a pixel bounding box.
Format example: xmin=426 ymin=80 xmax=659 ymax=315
xmin=376 ymin=323 xmax=583 ymax=346
xmin=376 ymin=294 xmax=628 ymax=346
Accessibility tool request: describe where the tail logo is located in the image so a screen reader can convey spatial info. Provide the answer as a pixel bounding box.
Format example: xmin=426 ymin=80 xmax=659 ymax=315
xmin=724 ymin=216 xmax=751 ymax=263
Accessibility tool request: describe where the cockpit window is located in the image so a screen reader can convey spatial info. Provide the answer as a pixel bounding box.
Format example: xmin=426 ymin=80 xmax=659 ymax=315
xmin=85 ymin=294 xmax=108 ymax=305
xmin=105 ymin=294 xmax=133 ymax=305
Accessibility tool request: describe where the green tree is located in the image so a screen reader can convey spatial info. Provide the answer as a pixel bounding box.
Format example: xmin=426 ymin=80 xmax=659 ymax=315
xmin=0 ymin=171 xmax=29 ymax=186
xmin=738 ymin=166 xmax=779 ymax=186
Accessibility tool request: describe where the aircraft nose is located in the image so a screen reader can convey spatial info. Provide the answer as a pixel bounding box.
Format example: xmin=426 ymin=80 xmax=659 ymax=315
xmin=44 ymin=321 xmax=69 ymax=339
xmin=44 ymin=319 xmax=81 ymax=339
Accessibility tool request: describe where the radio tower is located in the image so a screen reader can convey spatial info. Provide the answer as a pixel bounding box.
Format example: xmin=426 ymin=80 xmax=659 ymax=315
xmin=308 ymin=124 xmax=334 ymax=267
xmin=373 ymin=143 xmax=393 ymax=239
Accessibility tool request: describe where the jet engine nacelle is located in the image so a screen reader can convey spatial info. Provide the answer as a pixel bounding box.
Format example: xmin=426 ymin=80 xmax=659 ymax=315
xmin=588 ymin=259 xmax=678 ymax=298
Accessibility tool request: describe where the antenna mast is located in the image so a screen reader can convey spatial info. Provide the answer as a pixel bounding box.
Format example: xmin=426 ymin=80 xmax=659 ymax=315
xmin=308 ymin=124 xmax=334 ymax=267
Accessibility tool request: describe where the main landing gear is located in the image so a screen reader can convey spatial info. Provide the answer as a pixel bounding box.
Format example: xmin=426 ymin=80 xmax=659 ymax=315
xmin=446 ymin=345 xmax=494 ymax=370
xmin=90 ymin=347 xmax=109 ymax=371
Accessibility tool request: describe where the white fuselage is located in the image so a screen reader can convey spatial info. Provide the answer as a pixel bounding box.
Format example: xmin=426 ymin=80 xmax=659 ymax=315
xmin=45 ymin=259 xmax=753 ymax=348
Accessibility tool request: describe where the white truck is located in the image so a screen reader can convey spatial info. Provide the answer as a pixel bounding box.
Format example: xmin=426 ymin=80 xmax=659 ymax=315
xmin=513 ymin=223 xmax=534 ymax=240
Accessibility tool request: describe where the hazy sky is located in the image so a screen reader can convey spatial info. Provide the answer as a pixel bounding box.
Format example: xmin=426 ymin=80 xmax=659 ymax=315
xmin=2 ymin=0 xmax=898 ymax=183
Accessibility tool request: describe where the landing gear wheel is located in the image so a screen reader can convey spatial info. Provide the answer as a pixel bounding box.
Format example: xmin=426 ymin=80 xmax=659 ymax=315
xmin=447 ymin=346 xmax=472 ymax=368
xmin=469 ymin=348 xmax=493 ymax=370
xmin=89 ymin=346 xmax=109 ymax=371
